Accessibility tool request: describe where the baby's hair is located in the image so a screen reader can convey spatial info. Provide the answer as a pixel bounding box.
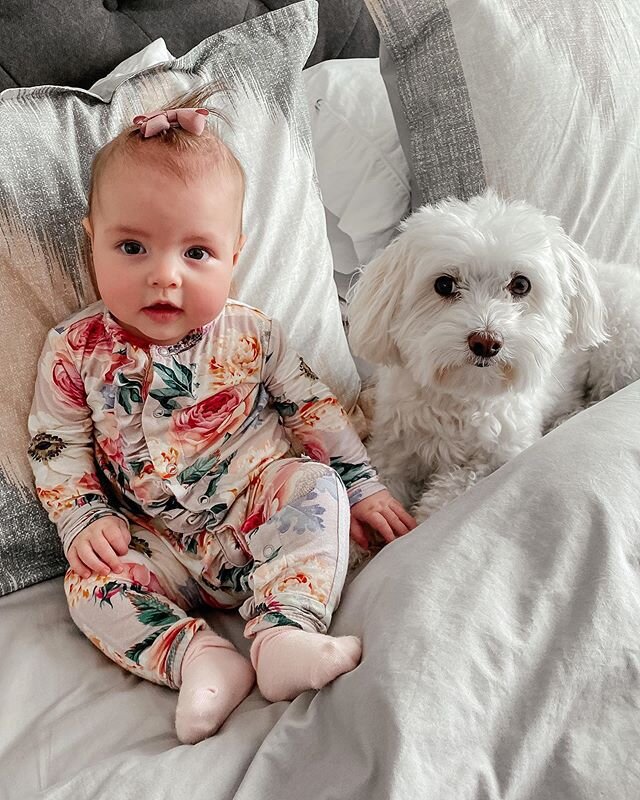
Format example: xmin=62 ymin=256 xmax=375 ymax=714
xmin=87 ymin=81 xmax=246 ymax=222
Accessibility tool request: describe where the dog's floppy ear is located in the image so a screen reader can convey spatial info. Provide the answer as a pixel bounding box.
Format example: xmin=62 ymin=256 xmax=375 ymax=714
xmin=549 ymin=223 xmax=607 ymax=350
xmin=346 ymin=236 xmax=407 ymax=366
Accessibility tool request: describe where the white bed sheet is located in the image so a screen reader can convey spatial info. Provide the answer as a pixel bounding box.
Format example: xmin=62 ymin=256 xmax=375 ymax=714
xmin=2 ymin=381 xmax=639 ymax=799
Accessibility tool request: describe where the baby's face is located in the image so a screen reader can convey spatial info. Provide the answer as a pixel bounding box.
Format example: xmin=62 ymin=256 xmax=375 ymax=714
xmin=85 ymin=154 xmax=245 ymax=345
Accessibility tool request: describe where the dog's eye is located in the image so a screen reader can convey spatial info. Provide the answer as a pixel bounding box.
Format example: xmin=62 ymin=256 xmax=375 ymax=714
xmin=508 ymin=275 xmax=531 ymax=296
xmin=434 ymin=275 xmax=456 ymax=296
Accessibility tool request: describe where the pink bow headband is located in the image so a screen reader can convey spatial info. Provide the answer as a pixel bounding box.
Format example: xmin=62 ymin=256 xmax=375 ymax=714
xmin=132 ymin=107 xmax=210 ymax=138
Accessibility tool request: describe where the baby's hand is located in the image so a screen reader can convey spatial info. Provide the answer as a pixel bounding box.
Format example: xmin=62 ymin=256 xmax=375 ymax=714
xmin=349 ymin=489 xmax=417 ymax=550
xmin=67 ymin=517 xmax=131 ymax=578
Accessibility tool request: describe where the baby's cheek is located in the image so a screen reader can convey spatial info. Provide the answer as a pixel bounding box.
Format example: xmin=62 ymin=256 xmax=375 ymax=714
xmin=191 ymin=282 xmax=231 ymax=321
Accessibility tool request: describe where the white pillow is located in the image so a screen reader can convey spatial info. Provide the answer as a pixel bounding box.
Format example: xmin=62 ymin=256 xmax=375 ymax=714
xmin=304 ymin=57 xmax=410 ymax=267
xmin=371 ymin=0 xmax=640 ymax=267
xmin=89 ymin=39 xmax=174 ymax=101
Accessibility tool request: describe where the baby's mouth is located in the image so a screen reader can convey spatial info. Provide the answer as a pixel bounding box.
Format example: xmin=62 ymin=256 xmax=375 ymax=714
xmin=142 ymin=302 xmax=182 ymax=318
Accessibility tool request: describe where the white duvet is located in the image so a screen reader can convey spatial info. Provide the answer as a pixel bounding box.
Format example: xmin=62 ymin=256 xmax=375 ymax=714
xmin=2 ymin=381 xmax=639 ymax=799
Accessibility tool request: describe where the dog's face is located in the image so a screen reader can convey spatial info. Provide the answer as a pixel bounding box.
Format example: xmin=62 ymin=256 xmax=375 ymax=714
xmin=347 ymin=191 xmax=607 ymax=398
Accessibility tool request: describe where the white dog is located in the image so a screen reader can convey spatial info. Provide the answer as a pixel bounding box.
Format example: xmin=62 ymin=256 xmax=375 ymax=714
xmin=347 ymin=190 xmax=640 ymax=522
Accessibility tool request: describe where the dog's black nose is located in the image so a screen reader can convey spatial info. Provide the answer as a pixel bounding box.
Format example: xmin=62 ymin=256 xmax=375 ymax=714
xmin=468 ymin=331 xmax=503 ymax=358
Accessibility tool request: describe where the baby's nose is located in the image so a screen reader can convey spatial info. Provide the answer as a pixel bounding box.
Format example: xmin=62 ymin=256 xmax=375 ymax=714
xmin=150 ymin=261 xmax=181 ymax=288
xmin=467 ymin=331 xmax=503 ymax=358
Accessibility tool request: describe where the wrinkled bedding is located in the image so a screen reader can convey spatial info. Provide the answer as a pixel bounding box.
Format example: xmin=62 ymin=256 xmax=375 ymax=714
xmin=2 ymin=381 xmax=639 ymax=799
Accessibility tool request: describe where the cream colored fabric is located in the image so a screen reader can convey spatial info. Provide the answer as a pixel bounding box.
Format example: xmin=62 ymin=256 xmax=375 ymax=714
xmin=2 ymin=382 xmax=639 ymax=799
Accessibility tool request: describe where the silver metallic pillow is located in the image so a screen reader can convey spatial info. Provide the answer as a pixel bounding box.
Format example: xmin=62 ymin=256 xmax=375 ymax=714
xmin=0 ymin=0 xmax=359 ymax=595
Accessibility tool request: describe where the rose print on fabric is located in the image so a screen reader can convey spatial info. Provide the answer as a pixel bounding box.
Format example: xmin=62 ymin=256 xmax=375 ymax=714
xmin=104 ymin=350 xmax=135 ymax=385
xmin=30 ymin=300 xmax=383 ymax=571
xmin=129 ymin=462 xmax=161 ymax=505
xmin=172 ymin=385 xmax=254 ymax=454
xmin=209 ymin=332 xmax=261 ymax=387
xmin=65 ymin=314 xmax=112 ymax=357
xmin=36 ymin=473 xmax=104 ymax=521
xmin=95 ymin=412 xmax=126 ymax=467
xmin=52 ymin=354 xmax=86 ymax=408
xmin=299 ymin=434 xmax=329 ymax=463
xmin=295 ymin=397 xmax=347 ymax=432
xmin=256 ymin=553 xmax=336 ymax=608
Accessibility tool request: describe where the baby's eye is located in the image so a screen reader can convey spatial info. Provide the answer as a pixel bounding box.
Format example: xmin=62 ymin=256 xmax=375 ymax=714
xmin=120 ymin=241 xmax=145 ymax=256
xmin=185 ymin=247 xmax=210 ymax=261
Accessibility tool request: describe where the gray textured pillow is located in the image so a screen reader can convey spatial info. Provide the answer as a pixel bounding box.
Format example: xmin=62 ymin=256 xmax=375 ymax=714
xmin=367 ymin=0 xmax=640 ymax=265
xmin=0 ymin=0 xmax=360 ymax=595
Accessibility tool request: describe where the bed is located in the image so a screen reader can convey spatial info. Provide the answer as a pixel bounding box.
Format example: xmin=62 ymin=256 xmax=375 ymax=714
xmin=1 ymin=2 xmax=639 ymax=798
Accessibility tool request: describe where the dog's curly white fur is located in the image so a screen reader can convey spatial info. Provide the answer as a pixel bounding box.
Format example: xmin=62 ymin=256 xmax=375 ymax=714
xmin=347 ymin=191 xmax=640 ymax=522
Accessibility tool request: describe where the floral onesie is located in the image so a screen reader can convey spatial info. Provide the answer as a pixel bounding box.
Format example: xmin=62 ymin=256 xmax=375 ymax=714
xmin=28 ymin=298 xmax=384 ymax=687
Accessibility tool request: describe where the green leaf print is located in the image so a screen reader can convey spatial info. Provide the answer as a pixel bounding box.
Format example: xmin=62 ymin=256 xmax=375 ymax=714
xmin=94 ymin=580 xmax=125 ymax=608
xmin=125 ymin=629 xmax=164 ymax=665
xmin=128 ymin=592 xmax=181 ymax=628
xmin=216 ymin=561 xmax=254 ymax=594
xmin=330 ymin=457 xmax=375 ymax=486
xmin=154 ymin=359 xmax=194 ymax=396
xmin=271 ymin=398 xmax=298 ymax=418
xmin=263 ymin=611 xmax=303 ymax=629
xmin=176 ymin=453 xmax=219 ymax=486
xmin=115 ymin=464 xmax=129 ymax=490
xmin=116 ymin=375 xmax=143 ymax=414
xmin=130 ymin=460 xmax=149 ymax=477
xmin=74 ymin=493 xmax=105 ymax=508
xmin=148 ymin=358 xmax=195 ymax=415
xmin=148 ymin=387 xmax=183 ymax=414
xmin=200 ymin=454 xmax=234 ymax=498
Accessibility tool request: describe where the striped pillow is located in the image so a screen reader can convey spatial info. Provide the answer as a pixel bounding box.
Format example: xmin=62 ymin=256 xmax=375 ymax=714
xmin=366 ymin=0 xmax=640 ymax=265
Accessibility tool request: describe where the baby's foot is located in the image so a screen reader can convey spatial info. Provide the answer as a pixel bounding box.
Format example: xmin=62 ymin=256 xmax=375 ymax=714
xmin=175 ymin=630 xmax=255 ymax=744
xmin=250 ymin=627 xmax=362 ymax=702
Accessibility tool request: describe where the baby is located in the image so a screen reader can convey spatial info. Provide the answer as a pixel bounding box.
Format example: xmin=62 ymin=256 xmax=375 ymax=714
xmin=28 ymin=86 xmax=416 ymax=744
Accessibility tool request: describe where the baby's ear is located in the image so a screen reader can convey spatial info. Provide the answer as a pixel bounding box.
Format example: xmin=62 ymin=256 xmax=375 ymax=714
xmin=82 ymin=217 xmax=94 ymax=243
xmin=233 ymin=233 xmax=246 ymax=267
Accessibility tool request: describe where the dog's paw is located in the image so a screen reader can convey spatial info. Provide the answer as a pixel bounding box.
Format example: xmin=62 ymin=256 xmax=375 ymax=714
xmin=347 ymin=540 xmax=372 ymax=573
xmin=412 ymin=510 xmax=427 ymax=526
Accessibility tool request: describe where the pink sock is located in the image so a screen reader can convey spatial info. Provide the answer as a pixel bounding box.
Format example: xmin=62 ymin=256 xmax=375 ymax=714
xmin=250 ymin=627 xmax=362 ymax=702
xmin=175 ymin=630 xmax=255 ymax=744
